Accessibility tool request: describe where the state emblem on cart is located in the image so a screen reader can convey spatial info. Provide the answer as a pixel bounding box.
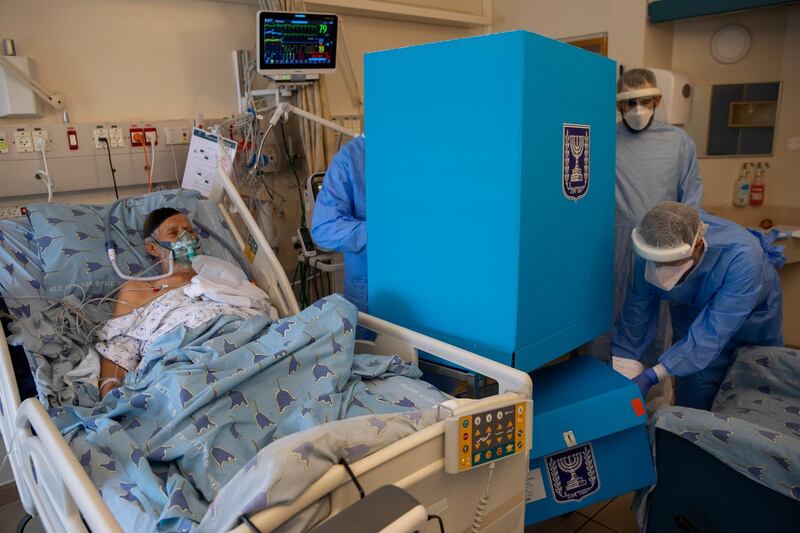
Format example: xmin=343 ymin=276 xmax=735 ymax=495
xmin=546 ymin=443 xmax=600 ymax=503
xmin=562 ymin=124 xmax=590 ymax=201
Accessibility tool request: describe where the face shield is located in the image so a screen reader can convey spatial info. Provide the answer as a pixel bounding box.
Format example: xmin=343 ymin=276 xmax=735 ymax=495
xmin=632 ymin=223 xmax=707 ymax=291
xmin=617 ymin=87 xmax=661 ymax=132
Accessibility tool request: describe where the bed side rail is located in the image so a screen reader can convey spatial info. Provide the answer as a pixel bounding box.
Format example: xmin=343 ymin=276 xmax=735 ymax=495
xmin=358 ymin=312 xmax=532 ymax=398
xmin=0 ymin=326 xmax=22 ymax=447
xmin=209 ymin=163 xmax=300 ymax=317
xmin=16 ymin=399 xmax=122 ymax=533
xmin=0 ymin=325 xmax=36 ymax=512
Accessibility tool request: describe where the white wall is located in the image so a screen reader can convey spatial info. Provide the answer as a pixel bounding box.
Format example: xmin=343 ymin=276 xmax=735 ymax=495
xmin=0 ymin=0 xmax=481 ymax=126
xmin=492 ymin=0 xmax=648 ymax=70
xmin=0 ymin=0 xmax=260 ymax=124
xmin=670 ymin=5 xmax=800 ymax=208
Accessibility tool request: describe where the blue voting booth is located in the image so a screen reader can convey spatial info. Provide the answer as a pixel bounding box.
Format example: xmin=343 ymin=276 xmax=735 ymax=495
xmin=365 ymin=31 xmax=655 ymax=524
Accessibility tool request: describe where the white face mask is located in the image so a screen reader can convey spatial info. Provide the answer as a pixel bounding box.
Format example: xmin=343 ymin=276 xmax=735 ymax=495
xmin=645 ymin=259 xmax=694 ymax=291
xmin=623 ymin=105 xmax=654 ymax=131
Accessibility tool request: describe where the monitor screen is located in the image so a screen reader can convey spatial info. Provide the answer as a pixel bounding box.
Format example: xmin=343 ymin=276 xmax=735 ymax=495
xmin=257 ymin=11 xmax=338 ymax=75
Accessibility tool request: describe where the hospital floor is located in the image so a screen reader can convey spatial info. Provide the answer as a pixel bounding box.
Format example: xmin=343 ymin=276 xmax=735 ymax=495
xmin=0 ymin=500 xmax=44 ymax=533
xmin=524 ymin=493 xmax=638 ymax=533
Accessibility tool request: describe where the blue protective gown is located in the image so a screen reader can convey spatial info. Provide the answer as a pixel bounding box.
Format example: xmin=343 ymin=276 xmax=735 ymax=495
xmin=611 ymin=213 xmax=783 ymax=410
xmin=311 ymin=136 xmax=368 ymax=311
xmin=608 ymin=120 xmax=704 ymax=361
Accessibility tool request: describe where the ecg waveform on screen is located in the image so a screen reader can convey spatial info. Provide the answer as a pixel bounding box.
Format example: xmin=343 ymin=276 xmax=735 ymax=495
xmin=262 ymin=21 xmax=334 ymax=65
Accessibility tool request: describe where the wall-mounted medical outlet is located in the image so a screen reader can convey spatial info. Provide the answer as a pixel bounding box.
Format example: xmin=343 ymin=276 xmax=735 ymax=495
xmin=32 ymin=128 xmax=50 ymax=151
xmin=143 ymin=127 xmax=158 ymax=146
xmin=0 ymin=206 xmax=27 ymax=220
xmin=93 ymin=126 xmax=109 ymax=149
xmin=66 ymin=127 xmax=79 ymax=150
xmin=164 ymin=126 xmax=190 ymax=145
xmin=108 ymin=126 xmax=125 ymax=148
xmin=14 ymin=129 xmax=33 ymax=153
xmin=129 ymin=127 xmax=144 ymax=147
xmin=0 ymin=132 xmax=8 ymax=154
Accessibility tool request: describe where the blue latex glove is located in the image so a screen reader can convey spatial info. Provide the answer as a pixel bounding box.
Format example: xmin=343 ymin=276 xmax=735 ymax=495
xmin=632 ymin=368 xmax=659 ymax=398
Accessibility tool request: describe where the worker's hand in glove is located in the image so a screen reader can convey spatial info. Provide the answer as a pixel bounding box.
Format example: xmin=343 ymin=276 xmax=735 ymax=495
xmin=612 ymin=356 xmax=645 ymax=379
xmin=631 ymin=368 xmax=659 ymax=398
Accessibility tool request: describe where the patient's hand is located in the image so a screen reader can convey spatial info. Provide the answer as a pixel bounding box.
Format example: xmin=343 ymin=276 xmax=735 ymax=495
xmin=99 ymin=357 xmax=126 ymax=399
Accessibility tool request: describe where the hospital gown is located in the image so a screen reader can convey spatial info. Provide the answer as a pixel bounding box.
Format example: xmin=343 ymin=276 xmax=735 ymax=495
xmin=96 ymin=289 xmax=261 ymax=371
xmin=611 ymin=213 xmax=783 ymax=410
xmin=311 ymin=136 xmax=368 ymax=311
xmin=595 ymin=120 xmax=703 ymax=363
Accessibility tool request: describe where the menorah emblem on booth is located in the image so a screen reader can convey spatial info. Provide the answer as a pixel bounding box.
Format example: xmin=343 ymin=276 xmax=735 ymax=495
xmin=557 ymin=454 xmax=587 ymax=491
xmin=562 ymin=124 xmax=591 ymax=201
xmin=546 ymin=443 xmax=600 ymax=503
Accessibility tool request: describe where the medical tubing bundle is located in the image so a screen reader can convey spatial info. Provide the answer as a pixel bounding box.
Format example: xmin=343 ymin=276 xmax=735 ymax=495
xmin=105 ymin=201 xmax=175 ymax=282
xmin=196 ymin=222 xmax=255 ymax=282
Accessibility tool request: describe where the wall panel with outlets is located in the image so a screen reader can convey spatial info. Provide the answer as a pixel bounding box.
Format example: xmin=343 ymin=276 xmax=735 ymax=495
xmin=0 ymin=119 xmax=195 ymax=201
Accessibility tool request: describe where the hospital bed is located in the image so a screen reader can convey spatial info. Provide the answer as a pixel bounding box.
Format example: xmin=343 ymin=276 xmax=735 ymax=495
xmin=643 ymin=345 xmax=800 ymax=530
xmin=0 ymin=168 xmax=533 ymax=532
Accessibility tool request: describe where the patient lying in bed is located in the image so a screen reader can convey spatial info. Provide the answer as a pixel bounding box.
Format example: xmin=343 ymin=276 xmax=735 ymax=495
xmin=98 ymin=207 xmax=273 ymax=398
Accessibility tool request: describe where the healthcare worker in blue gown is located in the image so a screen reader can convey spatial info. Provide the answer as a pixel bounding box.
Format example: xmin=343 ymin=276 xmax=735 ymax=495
xmin=311 ymin=135 xmax=368 ymax=312
xmin=611 ymin=201 xmax=783 ymax=410
xmin=614 ymin=68 xmax=703 ymax=344
xmin=599 ymin=69 xmax=704 ymax=408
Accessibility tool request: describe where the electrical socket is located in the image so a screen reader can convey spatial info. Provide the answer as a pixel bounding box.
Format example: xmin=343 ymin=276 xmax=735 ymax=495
xmin=0 ymin=206 xmax=24 ymax=220
xmin=164 ymin=126 xmax=190 ymax=145
xmin=108 ymin=126 xmax=125 ymax=148
xmin=14 ymin=129 xmax=33 ymax=153
xmin=144 ymin=127 xmax=158 ymax=146
xmin=93 ymin=126 xmax=109 ymax=149
xmin=32 ymin=128 xmax=50 ymax=151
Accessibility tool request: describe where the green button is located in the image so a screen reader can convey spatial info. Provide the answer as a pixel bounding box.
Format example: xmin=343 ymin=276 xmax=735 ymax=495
xmin=463 ymin=419 xmax=469 ymax=428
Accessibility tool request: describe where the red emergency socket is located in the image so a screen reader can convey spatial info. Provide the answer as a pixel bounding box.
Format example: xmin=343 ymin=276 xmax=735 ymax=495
xmin=130 ymin=127 xmax=144 ymax=147
xmin=66 ymin=128 xmax=79 ymax=150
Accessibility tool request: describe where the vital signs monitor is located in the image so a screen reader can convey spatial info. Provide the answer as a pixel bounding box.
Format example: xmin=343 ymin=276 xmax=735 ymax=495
xmin=257 ymin=11 xmax=339 ymax=80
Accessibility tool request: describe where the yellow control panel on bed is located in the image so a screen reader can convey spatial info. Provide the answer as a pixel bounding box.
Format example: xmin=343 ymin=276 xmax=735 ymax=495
xmin=444 ymin=398 xmax=532 ymax=473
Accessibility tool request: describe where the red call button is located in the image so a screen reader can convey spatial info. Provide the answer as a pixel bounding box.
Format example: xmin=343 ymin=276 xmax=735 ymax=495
xmin=462 ymin=433 xmax=469 ymax=441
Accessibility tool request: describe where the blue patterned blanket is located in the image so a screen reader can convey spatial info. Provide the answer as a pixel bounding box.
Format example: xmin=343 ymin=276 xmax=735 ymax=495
xmin=644 ymin=346 xmax=800 ymax=520
xmin=48 ymin=294 xmax=448 ymax=531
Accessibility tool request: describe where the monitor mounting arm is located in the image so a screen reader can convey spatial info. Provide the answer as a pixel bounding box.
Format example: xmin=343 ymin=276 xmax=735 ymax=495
xmin=0 ymin=55 xmax=65 ymax=110
xmin=268 ymin=101 xmax=358 ymax=138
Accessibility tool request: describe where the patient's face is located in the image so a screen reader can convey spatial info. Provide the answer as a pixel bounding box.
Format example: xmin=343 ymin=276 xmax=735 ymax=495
xmin=154 ymin=214 xmax=197 ymax=244
xmin=145 ymin=213 xmax=199 ymax=264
